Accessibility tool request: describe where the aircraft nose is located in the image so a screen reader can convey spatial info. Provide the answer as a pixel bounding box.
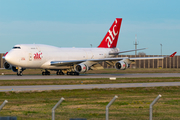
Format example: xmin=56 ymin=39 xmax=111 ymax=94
xmin=5 ymin=53 xmax=11 ymax=63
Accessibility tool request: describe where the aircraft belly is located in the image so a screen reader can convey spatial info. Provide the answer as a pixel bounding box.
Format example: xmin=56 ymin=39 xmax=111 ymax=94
xmin=40 ymin=65 xmax=70 ymax=69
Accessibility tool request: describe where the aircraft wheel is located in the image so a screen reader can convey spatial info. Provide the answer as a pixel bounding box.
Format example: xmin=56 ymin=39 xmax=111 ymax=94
xmin=17 ymin=72 xmax=23 ymax=76
xmin=48 ymin=72 xmax=50 ymax=75
xmin=75 ymin=72 xmax=79 ymax=76
xmin=42 ymin=72 xmax=45 ymax=75
xmin=20 ymin=72 xmax=23 ymax=76
xmin=56 ymin=72 xmax=59 ymax=75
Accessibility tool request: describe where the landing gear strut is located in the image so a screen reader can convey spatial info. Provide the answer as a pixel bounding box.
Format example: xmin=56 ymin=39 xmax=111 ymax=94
xmin=17 ymin=67 xmax=25 ymax=76
xmin=17 ymin=71 xmax=23 ymax=76
xmin=42 ymin=70 xmax=50 ymax=75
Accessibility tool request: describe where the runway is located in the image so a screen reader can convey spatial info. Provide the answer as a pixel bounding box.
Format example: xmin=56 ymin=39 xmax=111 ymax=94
xmin=0 ymin=73 xmax=180 ymax=92
xmin=0 ymin=82 xmax=180 ymax=92
xmin=0 ymin=73 xmax=180 ymax=80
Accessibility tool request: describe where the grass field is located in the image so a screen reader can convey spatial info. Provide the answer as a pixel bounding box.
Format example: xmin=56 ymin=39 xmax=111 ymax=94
xmin=0 ymin=68 xmax=180 ymax=119
xmin=0 ymin=86 xmax=180 ymax=120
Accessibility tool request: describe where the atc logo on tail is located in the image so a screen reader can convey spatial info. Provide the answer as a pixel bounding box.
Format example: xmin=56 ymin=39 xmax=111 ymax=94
xmin=98 ymin=18 xmax=122 ymax=48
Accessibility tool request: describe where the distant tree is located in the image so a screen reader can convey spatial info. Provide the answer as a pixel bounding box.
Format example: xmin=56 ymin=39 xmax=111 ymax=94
xmin=138 ymin=52 xmax=146 ymax=55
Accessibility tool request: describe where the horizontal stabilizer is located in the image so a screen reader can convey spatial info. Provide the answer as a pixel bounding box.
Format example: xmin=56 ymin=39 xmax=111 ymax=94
xmin=109 ymin=48 xmax=147 ymax=55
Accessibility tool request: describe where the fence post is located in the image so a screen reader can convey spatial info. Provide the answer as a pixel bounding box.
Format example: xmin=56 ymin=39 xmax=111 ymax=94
xmin=0 ymin=100 xmax=8 ymax=111
xmin=106 ymin=95 xmax=118 ymax=120
xmin=150 ymin=94 xmax=161 ymax=120
xmin=52 ymin=97 xmax=64 ymax=120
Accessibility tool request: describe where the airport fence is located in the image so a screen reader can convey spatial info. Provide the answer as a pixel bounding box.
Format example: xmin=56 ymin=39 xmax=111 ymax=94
xmin=0 ymin=95 xmax=162 ymax=120
xmin=0 ymin=53 xmax=180 ymax=69
xmin=102 ymin=55 xmax=180 ymax=69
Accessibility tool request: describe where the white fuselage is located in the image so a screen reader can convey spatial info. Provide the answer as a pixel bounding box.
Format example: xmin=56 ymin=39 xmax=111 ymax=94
xmin=5 ymin=44 xmax=119 ymax=69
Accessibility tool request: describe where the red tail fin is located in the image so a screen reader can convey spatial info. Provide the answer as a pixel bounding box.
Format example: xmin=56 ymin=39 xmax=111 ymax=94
xmin=98 ymin=18 xmax=122 ymax=48
xmin=169 ymin=52 xmax=177 ymax=57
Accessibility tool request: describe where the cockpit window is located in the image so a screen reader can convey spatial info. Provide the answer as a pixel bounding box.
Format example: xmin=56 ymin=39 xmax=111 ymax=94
xmin=13 ymin=47 xmax=21 ymax=49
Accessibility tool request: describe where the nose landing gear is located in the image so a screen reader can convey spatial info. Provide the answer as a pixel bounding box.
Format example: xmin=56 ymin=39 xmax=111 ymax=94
xmin=17 ymin=72 xmax=23 ymax=76
xmin=17 ymin=67 xmax=25 ymax=76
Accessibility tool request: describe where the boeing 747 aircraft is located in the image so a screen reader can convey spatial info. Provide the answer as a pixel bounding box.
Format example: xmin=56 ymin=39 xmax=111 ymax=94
xmin=3 ymin=18 xmax=177 ymax=76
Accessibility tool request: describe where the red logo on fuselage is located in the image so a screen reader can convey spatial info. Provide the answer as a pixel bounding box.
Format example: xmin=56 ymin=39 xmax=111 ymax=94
xmin=34 ymin=53 xmax=42 ymax=60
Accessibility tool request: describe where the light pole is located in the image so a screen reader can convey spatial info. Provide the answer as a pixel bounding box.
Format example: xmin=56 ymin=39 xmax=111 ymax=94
xmin=160 ymin=44 xmax=162 ymax=56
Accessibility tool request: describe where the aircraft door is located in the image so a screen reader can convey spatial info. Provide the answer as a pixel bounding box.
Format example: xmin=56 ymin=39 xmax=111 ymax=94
xmin=29 ymin=53 xmax=32 ymax=61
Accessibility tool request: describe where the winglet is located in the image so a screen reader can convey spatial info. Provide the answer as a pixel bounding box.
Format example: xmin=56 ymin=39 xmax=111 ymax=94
xmin=169 ymin=52 xmax=177 ymax=57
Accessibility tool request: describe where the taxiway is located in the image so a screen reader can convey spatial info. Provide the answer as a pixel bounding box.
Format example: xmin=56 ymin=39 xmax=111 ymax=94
xmin=0 ymin=73 xmax=180 ymax=92
xmin=0 ymin=73 xmax=180 ymax=80
xmin=0 ymin=82 xmax=180 ymax=92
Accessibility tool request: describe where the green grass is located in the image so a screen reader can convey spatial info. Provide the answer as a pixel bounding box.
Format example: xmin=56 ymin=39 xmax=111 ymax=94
xmin=0 ymin=68 xmax=180 ymax=119
xmin=0 ymin=87 xmax=180 ymax=119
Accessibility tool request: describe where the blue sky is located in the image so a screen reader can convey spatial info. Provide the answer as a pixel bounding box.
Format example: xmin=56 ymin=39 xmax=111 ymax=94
xmin=0 ymin=0 xmax=180 ymax=55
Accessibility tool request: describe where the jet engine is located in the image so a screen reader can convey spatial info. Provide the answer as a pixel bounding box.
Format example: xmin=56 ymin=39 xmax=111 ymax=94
xmin=4 ymin=61 xmax=12 ymax=70
xmin=4 ymin=61 xmax=18 ymax=72
xmin=75 ymin=64 xmax=89 ymax=73
xmin=115 ymin=61 xmax=128 ymax=70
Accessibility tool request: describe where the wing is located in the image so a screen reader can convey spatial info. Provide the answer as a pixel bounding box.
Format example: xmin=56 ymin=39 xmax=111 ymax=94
xmin=51 ymin=60 xmax=86 ymax=66
xmin=50 ymin=52 xmax=177 ymax=66
xmin=51 ymin=58 xmax=127 ymax=66
xmin=129 ymin=52 xmax=177 ymax=61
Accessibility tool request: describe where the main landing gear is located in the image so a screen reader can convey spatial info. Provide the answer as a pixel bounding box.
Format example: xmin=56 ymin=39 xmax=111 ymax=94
xmin=56 ymin=70 xmax=64 ymax=75
xmin=56 ymin=70 xmax=79 ymax=76
xmin=67 ymin=72 xmax=79 ymax=76
xmin=42 ymin=70 xmax=50 ymax=75
xmin=41 ymin=70 xmax=80 ymax=76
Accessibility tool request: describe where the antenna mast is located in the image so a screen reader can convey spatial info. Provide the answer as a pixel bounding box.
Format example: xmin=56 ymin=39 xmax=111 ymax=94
xmin=133 ymin=34 xmax=139 ymax=55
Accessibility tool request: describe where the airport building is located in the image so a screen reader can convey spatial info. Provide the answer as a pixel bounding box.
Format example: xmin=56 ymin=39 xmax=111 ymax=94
xmin=0 ymin=53 xmax=179 ymax=69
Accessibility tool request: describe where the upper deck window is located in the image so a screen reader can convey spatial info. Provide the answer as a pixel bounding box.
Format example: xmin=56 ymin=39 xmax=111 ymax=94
xmin=13 ymin=47 xmax=21 ymax=49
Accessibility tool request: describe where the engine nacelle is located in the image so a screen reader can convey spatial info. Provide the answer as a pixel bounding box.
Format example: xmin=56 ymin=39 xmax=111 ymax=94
xmin=4 ymin=61 xmax=18 ymax=72
xmin=115 ymin=61 xmax=128 ymax=70
xmin=75 ymin=64 xmax=89 ymax=73
xmin=4 ymin=61 xmax=12 ymax=70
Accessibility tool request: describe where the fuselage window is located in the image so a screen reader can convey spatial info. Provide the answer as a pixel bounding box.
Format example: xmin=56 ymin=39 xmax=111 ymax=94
xmin=13 ymin=47 xmax=21 ymax=49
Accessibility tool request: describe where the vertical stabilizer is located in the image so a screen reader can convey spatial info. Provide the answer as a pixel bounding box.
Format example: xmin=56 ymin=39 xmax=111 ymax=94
xmin=98 ymin=18 xmax=122 ymax=48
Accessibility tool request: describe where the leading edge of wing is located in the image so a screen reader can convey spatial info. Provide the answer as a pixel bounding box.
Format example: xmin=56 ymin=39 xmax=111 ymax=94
xmin=51 ymin=57 xmax=127 ymax=66
xmin=129 ymin=52 xmax=177 ymax=60
xmin=51 ymin=60 xmax=86 ymax=66
xmin=129 ymin=57 xmax=164 ymax=60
